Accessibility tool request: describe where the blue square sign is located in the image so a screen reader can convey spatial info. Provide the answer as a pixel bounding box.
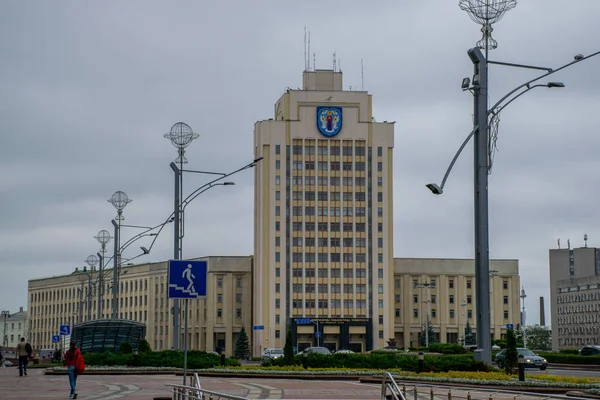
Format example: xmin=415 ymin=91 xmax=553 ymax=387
xmin=168 ymin=260 xmax=207 ymax=299
xmin=506 ymin=324 xmax=514 ymax=330
xmin=52 ymin=335 xmax=60 ymax=343
xmin=59 ymin=325 xmax=70 ymax=335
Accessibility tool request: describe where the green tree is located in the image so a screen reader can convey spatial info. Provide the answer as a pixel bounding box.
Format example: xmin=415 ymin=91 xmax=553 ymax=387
xmin=119 ymin=341 xmax=132 ymax=354
xmin=234 ymin=326 xmax=250 ymax=359
xmin=419 ymin=317 xmax=437 ymax=347
xmin=283 ymin=329 xmax=295 ymax=365
xmin=464 ymin=321 xmax=475 ymax=346
xmin=138 ymin=339 xmax=152 ymax=353
xmin=525 ymin=326 xmax=551 ymax=351
xmin=504 ymin=328 xmax=518 ymax=374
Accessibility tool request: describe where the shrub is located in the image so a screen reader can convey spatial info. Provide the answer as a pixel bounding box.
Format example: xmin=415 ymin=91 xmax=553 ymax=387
xmin=119 ymin=342 xmax=133 ymax=354
xmin=83 ymin=350 xmax=240 ymax=368
xmin=138 ymin=339 xmax=152 ymax=354
xmin=428 ymin=343 xmax=467 ymax=354
xmin=537 ymin=352 xmax=600 ymax=365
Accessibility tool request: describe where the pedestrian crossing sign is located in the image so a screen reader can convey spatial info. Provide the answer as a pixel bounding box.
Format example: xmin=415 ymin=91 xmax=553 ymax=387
xmin=168 ymin=260 xmax=208 ymax=299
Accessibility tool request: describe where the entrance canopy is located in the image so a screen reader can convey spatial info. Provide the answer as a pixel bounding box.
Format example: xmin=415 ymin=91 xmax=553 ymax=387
xmin=72 ymin=319 xmax=146 ymax=353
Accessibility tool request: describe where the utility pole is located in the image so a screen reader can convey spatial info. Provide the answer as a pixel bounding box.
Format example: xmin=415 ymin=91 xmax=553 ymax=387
xmin=520 ymin=287 xmax=527 ymax=348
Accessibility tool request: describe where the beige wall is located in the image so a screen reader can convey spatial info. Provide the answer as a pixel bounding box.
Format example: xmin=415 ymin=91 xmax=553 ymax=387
xmin=392 ymin=258 xmax=520 ymax=348
xmin=253 ymin=69 xmax=395 ymax=354
xmin=2 ymin=307 xmax=28 ymax=349
xmin=27 ymin=256 xmax=253 ymax=356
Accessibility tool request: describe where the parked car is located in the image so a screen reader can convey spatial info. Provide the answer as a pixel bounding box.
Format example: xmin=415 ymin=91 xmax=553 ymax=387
xmin=335 ymin=349 xmax=355 ymax=354
xmin=495 ymin=348 xmax=547 ymax=370
xmin=303 ymin=346 xmax=331 ymax=355
xmin=579 ymin=345 xmax=600 ymax=356
xmin=3 ymin=359 xmax=13 ymax=367
xmin=262 ymin=348 xmax=284 ymax=361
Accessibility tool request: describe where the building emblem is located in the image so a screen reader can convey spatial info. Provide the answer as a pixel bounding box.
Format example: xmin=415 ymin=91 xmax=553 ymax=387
xmin=316 ymin=106 xmax=342 ymax=137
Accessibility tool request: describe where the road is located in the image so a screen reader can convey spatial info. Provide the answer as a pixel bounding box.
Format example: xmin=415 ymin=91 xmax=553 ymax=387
xmin=528 ymin=367 xmax=600 ymax=378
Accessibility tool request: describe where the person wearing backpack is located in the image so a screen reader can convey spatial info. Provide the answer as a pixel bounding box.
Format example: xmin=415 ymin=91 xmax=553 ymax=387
xmin=16 ymin=337 xmax=30 ymax=376
xmin=64 ymin=341 xmax=83 ymax=399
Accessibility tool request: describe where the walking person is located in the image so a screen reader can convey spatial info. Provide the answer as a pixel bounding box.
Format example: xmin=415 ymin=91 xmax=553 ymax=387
xmin=64 ymin=341 xmax=81 ymax=399
xmin=16 ymin=337 xmax=30 ymax=376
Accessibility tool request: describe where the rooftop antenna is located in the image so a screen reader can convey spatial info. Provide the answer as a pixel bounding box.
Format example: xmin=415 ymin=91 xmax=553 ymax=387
xmin=313 ymin=52 xmax=316 ymax=71
xmin=333 ymin=52 xmax=336 ymax=72
xmin=557 ymin=238 xmax=561 ymax=249
xmin=338 ymin=58 xmax=341 ymax=72
xmin=567 ymin=239 xmax=571 ymax=250
xmin=308 ymin=31 xmax=311 ymax=71
xmin=584 ymin=234 xmax=589 ymax=248
xmin=361 ymin=58 xmax=364 ymax=91
xmin=304 ymin=27 xmax=307 ymax=71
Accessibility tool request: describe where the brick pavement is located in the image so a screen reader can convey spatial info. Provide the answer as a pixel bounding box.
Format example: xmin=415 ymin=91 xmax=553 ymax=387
xmin=0 ymin=367 xmax=574 ymax=400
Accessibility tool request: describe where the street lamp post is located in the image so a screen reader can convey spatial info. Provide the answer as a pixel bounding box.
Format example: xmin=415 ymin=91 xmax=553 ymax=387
xmin=85 ymin=255 xmax=99 ymax=320
xmin=164 ymin=122 xmax=263 ymax=353
xmin=414 ymin=281 xmax=436 ymax=347
xmin=520 ymin=286 xmax=527 ymax=348
xmin=460 ymin=298 xmax=467 ymax=345
xmin=427 ymin=4 xmax=599 ymax=363
xmin=2 ymin=310 xmax=9 ymax=361
xmin=108 ymin=191 xmax=132 ymax=319
xmin=95 ymin=230 xmax=112 ymax=319
xmin=311 ymin=320 xmax=321 ymax=347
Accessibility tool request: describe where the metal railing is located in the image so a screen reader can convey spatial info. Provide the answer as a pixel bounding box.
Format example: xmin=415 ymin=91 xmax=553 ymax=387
xmin=381 ymin=372 xmax=408 ymax=400
xmin=168 ymin=382 xmax=250 ymax=400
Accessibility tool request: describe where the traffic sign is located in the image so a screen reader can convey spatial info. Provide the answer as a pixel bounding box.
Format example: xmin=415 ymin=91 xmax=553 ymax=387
xmin=296 ymin=318 xmax=311 ymax=324
xmin=52 ymin=335 xmax=60 ymax=343
xmin=506 ymin=324 xmax=514 ymax=330
xmin=59 ymin=325 xmax=70 ymax=336
xmin=315 ymin=331 xmax=321 ymax=338
xmin=252 ymin=325 xmax=264 ymax=330
xmin=168 ymin=260 xmax=207 ymax=299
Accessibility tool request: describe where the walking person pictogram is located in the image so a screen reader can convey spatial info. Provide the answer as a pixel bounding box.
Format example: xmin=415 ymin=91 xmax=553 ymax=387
xmin=182 ymin=264 xmax=196 ymax=293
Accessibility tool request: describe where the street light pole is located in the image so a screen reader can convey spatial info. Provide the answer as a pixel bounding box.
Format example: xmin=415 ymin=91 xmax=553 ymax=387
xmin=108 ymin=191 xmax=131 ymax=320
xmin=460 ymin=298 xmax=467 ymax=345
xmin=95 ymin=230 xmax=112 ymax=319
xmin=520 ymin=287 xmax=527 ymax=348
xmin=2 ymin=310 xmax=9 ymax=361
xmin=414 ymin=281 xmax=436 ymax=347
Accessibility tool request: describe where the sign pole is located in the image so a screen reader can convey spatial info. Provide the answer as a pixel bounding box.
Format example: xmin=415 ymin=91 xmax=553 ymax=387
xmin=183 ymin=298 xmax=189 ymax=386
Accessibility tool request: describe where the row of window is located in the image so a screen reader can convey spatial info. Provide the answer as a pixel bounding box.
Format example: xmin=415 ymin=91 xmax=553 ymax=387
xmin=276 ymin=267 xmax=384 ymax=278
xmin=558 ymin=324 xmax=600 ymax=334
xmin=274 ymin=144 xmax=384 ymax=158
xmin=406 ymin=278 xmax=510 ymax=290
xmin=275 ymin=175 xmax=384 ymax=187
xmin=272 ymin=298 xmax=386 ymax=309
xmin=287 ymin=222 xmax=375 ymax=232
xmin=291 ymin=191 xmax=373 ymax=202
xmin=275 ymin=252 xmax=386 ymax=263
xmin=558 ymin=303 xmax=600 ymax=314
xmin=289 ymin=237 xmax=368 ymax=247
xmin=291 ymin=206 xmax=369 ymax=217
xmin=557 ymin=314 xmax=600 ymax=325
xmin=288 ymin=160 xmax=384 ymax=172
xmin=557 ymin=291 xmax=600 ymax=303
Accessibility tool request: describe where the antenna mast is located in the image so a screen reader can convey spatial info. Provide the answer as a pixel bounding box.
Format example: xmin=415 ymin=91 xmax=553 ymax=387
xmin=333 ymin=52 xmax=336 ymax=72
xmin=313 ymin=52 xmax=316 ymax=71
xmin=304 ymin=27 xmax=307 ymax=71
xmin=361 ymin=58 xmax=364 ymax=91
xmin=308 ymin=31 xmax=311 ymax=71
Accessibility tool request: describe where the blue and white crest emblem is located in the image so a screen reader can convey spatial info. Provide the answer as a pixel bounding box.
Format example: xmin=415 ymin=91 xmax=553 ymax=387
xmin=316 ymin=106 xmax=342 ymax=137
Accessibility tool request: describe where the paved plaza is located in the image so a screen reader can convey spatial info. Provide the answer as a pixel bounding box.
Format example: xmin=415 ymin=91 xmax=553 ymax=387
xmin=0 ymin=367 xmax=580 ymax=400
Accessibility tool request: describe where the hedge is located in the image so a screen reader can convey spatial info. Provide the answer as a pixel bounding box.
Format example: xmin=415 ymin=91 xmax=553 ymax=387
xmin=537 ymin=352 xmax=600 ymax=365
xmin=265 ymin=352 xmax=490 ymax=372
xmin=83 ymin=350 xmax=241 ymax=368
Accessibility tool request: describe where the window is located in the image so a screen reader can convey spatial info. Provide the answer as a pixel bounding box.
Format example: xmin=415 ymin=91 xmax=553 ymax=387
xmin=468 ymin=310 xmax=473 ymax=318
xmin=377 ymin=147 xmax=383 ymax=157
xmin=503 ymin=310 xmax=509 ymax=319
xmin=413 ymin=309 xmax=419 ymax=318
xmin=503 ymin=296 xmax=508 ymax=305
xmin=217 ymin=278 xmax=223 ymax=287
xmin=467 ymin=295 xmax=472 ymax=304
xmin=275 ymin=175 xmax=280 ymax=185
xmin=449 ymin=295 xmax=454 ymax=304
xmin=503 ymin=280 xmax=508 ymax=290
xmin=377 ymin=162 xmax=382 ymax=172
xmin=449 ymin=309 xmax=455 ymax=318
xmin=431 ymin=295 xmax=436 ymax=304
xmin=217 ymin=309 xmax=222 ymax=318
xmin=467 ymin=280 xmax=472 ymax=289
xmin=431 ymin=309 xmax=437 ymax=318
xmin=275 ymin=145 xmax=280 ymax=154
xmin=276 ymin=160 xmax=281 ymax=170
xmin=275 ymin=191 xmax=280 ymax=201
xmin=293 ymin=145 xmax=302 ymax=155
xmin=449 ymin=279 xmax=454 ymax=289
xmin=413 ymin=295 xmax=418 ymax=303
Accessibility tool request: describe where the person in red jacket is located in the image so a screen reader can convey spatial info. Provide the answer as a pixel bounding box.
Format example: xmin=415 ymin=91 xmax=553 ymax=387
xmin=64 ymin=341 xmax=81 ymax=399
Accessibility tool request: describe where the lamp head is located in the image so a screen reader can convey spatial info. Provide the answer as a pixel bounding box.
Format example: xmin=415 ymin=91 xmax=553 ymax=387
xmin=426 ymin=183 xmax=443 ymax=195
xmin=461 ymin=77 xmax=471 ymax=90
xmin=574 ymin=54 xmax=584 ymax=61
xmin=223 ymin=182 xmax=235 ymax=186
xmin=546 ymin=82 xmax=565 ymax=88
xmin=140 ymin=246 xmax=149 ymax=255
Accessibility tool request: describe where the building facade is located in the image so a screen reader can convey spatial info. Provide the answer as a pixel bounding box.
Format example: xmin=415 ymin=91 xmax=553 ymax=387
xmin=253 ymin=69 xmax=395 ymax=354
xmin=392 ymin=258 xmax=520 ymax=349
xmin=27 ymin=256 xmax=253 ymax=355
xmin=550 ymin=245 xmax=600 ymax=350
xmin=2 ymin=306 xmax=28 ymax=349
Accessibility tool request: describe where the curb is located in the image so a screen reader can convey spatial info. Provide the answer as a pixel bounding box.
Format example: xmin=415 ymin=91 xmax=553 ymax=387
xmin=549 ymin=363 xmax=600 ymax=371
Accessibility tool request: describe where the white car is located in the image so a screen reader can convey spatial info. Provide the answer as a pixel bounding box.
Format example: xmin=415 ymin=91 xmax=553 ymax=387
xmin=262 ymin=348 xmax=284 ymax=361
xmin=3 ymin=360 xmax=13 ymax=367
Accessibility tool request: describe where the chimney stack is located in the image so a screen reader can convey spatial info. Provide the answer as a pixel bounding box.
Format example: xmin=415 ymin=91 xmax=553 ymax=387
xmin=540 ymin=296 xmax=546 ymax=326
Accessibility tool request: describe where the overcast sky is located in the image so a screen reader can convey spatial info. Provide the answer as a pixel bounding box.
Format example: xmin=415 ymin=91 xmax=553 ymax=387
xmin=1 ymin=1 xmax=599 ymax=328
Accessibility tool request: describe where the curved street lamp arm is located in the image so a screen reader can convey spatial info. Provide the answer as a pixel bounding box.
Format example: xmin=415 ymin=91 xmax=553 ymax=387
xmin=427 ymin=125 xmax=479 ymax=194
xmin=489 ymin=50 xmax=600 ymax=116
xmin=182 ymin=183 xmax=223 ymax=213
xmin=181 ymin=158 xmax=262 ymax=208
xmin=490 ymin=85 xmax=547 ymax=117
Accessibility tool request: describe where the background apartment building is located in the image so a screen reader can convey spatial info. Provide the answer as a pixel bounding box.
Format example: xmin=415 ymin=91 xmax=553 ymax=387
xmin=27 ymin=256 xmax=253 ymax=356
xmin=2 ymin=306 xmax=28 ymax=350
xmin=550 ymin=243 xmax=600 ymax=350
xmin=253 ymin=68 xmax=395 ymax=354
